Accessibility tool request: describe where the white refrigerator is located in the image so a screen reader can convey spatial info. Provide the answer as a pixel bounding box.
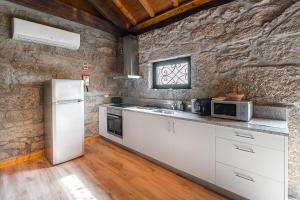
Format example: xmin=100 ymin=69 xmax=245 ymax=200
xmin=44 ymin=79 xmax=84 ymax=165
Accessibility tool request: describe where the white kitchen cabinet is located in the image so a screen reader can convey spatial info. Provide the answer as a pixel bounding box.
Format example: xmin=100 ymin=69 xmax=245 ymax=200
xmin=141 ymin=115 xmax=174 ymax=166
xmin=123 ymin=111 xmax=216 ymax=183
xmin=121 ymin=110 xmax=288 ymax=200
xmin=215 ymin=127 xmax=288 ymax=200
xmin=216 ymin=137 xmax=284 ymax=182
xmin=216 ymin=126 xmax=284 ymax=151
xmin=216 ymin=162 xmax=285 ymax=200
xmin=123 ymin=111 xmax=174 ymax=166
xmin=99 ymin=106 xmax=108 ymax=138
xmin=123 ymin=111 xmax=145 ymax=153
xmin=173 ymin=119 xmax=215 ymax=184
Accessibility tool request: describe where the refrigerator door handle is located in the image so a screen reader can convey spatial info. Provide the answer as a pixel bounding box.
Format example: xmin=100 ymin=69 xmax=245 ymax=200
xmin=55 ymin=99 xmax=83 ymax=104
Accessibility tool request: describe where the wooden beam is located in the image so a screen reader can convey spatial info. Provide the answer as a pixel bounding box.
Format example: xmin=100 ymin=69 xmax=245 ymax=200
xmin=134 ymin=0 xmax=212 ymax=31
xmin=58 ymin=0 xmax=102 ymax=17
xmin=171 ymin=0 xmax=179 ymax=7
xmin=134 ymin=0 xmax=233 ymax=34
xmin=138 ymin=0 xmax=155 ymax=17
xmin=112 ymin=0 xmax=137 ymax=25
xmin=87 ymin=0 xmax=130 ymax=29
xmin=8 ymin=0 xmax=124 ymax=36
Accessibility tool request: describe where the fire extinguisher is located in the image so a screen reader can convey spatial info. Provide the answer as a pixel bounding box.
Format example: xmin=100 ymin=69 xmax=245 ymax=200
xmin=82 ymin=74 xmax=90 ymax=92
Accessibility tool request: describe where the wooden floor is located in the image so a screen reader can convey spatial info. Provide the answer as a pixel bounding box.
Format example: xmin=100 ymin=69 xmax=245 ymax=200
xmin=0 ymin=138 xmax=228 ymax=200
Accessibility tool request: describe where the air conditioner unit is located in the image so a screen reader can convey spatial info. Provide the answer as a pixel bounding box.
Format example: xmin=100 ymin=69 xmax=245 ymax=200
xmin=12 ymin=18 xmax=80 ymax=50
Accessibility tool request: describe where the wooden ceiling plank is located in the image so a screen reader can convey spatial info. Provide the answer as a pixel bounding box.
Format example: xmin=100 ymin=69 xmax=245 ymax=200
xmin=112 ymin=0 xmax=137 ymax=25
xmin=171 ymin=0 xmax=179 ymax=7
xmin=87 ymin=0 xmax=129 ymax=29
xmin=8 ymin=0 xmax=124 ymax=36
xmin=134 ymin=0 xmax=212 ymax=31
xmin=138 ymin=0 xmax=155 ymax=17
xmin=59 ymin=0 xmax=101 ymax=17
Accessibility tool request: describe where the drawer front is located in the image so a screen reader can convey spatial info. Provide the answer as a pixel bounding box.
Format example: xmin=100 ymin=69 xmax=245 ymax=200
xmin=216 ymin=163 xmax=285 ymax=200
xmin=216 ymin=126 xmax=284 ymax=151
xmin=216 ymin=137 xmax=284 ymax=182
xmin=106 ymin=132 xmax=123 ymax=144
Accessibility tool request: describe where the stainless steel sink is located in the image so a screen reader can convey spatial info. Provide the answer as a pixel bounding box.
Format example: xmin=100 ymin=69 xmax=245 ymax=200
xmin=152 ymin=109 xmax=175 ymax=115
xmin=135 ymin=106 xmax=160 ymax=110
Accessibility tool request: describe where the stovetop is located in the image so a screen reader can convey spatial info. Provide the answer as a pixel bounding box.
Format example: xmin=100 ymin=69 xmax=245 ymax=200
xmin=110 ymin=103 xmax=136 ymax=108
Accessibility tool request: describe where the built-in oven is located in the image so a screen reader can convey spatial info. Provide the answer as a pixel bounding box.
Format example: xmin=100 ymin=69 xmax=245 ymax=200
xmin=107 ymin=108 xmax=122 ymax=138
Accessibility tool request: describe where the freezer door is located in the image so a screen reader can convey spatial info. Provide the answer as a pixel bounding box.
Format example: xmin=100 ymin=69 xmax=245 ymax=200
xmin=53 ymin=101 xmax=84 ymax=164
xmin=53 ymin=79 xmax=84 ymax=102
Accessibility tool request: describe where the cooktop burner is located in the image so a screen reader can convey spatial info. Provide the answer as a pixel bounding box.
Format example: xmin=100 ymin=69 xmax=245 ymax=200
xmin=110 ymin=103 xmax=135 ymax=108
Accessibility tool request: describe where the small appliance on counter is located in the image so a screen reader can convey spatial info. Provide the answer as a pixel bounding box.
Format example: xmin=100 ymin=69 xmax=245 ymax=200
xmin=110 ymin=97 xmax=135 ymax=108
xmin=111 ymin=97 xmax=122 ymax=104
xmin=191 ymin=98 xmax=212 ymax=116
xmin=191 ymin=99 xmax=199 ymax=114
xmin=211 ymin=99 xmax=253 ymax=122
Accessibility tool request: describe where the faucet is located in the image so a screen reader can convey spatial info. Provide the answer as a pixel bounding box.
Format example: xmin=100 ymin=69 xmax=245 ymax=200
xmin=171 ymin=102 xmax=177 ymax=110
xmin=170 ymin=88 xmax=177 ymax=110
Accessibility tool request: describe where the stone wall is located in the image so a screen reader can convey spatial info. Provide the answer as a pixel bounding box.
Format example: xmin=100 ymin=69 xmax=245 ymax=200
xmin=129 ymin=0 xmax=300 ymax=198
xmin=0 ymin=1 xmax=126 ymax=161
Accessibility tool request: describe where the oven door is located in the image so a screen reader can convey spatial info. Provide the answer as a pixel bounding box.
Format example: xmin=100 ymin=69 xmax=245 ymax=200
xmin=107 ymin=113 xmax=122 ymax=138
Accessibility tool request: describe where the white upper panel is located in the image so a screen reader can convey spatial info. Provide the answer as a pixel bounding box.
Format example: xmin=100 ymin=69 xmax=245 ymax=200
xmin=52 ymin=79 xmax=84 ymax=102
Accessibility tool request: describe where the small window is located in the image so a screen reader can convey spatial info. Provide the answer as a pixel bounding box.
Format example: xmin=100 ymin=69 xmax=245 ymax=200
xmin=153 ymin=57 xmax=191 ymax=89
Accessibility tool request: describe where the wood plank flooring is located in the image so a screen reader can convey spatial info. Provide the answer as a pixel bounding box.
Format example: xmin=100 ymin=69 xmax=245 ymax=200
xmin=0 ymin=138 xmax=229 ymax=200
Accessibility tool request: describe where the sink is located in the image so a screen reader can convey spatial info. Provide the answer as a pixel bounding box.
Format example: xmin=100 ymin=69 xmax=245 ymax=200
xmin=152 ymin=109 xmax=175 ymax=115
xmin=135 ymin=106 xmax=160 ymax=110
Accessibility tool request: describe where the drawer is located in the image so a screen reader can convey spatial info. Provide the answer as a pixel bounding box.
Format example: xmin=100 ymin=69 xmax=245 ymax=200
xmin=216 ymin=126 xmax=285 ymax=151
xmin=216 ymin=162 xmax=285 ymax=200
xmin=106 ymin=132 xmax=123 ymax=144
xmin=216 ymin=137 xmax=284 ymax=182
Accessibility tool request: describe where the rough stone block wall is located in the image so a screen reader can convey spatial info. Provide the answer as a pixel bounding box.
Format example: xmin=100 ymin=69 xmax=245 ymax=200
xmin=130 ymin=0 xmax=300 ymax=198
xmin=0 ymin=1 xmax=126 ymax=162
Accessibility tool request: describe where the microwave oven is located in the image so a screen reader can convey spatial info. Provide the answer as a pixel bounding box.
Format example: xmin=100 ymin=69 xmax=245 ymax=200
xmin=211 ymin=100 xmax=253 ymax=122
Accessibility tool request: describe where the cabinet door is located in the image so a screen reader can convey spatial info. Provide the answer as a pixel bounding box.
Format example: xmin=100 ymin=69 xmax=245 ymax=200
xmin=142 ymin=115 xmax=173 ymax=166
xmin=173 ymin=119 xmax=216 ymax=184
xmin=123 ymin=111 xmax=145 ymax=153
xmin=99 ymin=106 xmax=108 ymax=138
xmin=123 ymin=111 xmax=173 ymax=166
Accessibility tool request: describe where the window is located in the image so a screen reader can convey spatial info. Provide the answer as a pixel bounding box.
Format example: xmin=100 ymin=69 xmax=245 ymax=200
xmin=153 ymin=57 xmax=191 ymax=89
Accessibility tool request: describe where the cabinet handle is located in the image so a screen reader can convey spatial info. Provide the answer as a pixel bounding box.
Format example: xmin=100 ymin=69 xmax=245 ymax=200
xmin=235 ymin=131 xmax=254 ymax=139
xmin=107 ymin=114 xmax=121 ymax=119
xmin=172 ymin=121 xmax=175 ymax=134
xmin=234 ymin=171 xmax=255 ymax=182
xmin=234 ymin=144 xmax=255 ymax=153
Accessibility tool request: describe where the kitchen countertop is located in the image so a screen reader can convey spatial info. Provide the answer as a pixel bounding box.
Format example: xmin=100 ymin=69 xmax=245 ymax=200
xmin=102 ymin=104 xmax=289 ymax=136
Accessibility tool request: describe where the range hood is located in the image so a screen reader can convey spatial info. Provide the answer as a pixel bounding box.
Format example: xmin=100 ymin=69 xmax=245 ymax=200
xmin=113 ymin=35 xmax=141 ymax=79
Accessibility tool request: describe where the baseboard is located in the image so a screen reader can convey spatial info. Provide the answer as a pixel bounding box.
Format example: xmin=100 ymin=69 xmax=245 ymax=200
xmin=84 ymin=135 xmax=100 ymax=144
xmin=0 ymin=150 xmax=45 ymax=169
xmin=0 ymin=135 xmax=101 ymax=169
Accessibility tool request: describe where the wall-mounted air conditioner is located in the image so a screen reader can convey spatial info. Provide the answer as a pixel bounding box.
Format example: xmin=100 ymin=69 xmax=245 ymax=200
xmin=12 ymin=18 xmax=80 ymax=50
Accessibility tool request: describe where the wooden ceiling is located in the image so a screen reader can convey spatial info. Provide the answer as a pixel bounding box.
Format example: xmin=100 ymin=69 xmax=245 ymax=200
xmin=8 ymin=0 xmax=233 ymax=36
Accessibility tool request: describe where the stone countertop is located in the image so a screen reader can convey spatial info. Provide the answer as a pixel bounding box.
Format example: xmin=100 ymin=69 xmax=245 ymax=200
xmin=102 ymin=105 xmax=289 ymax=136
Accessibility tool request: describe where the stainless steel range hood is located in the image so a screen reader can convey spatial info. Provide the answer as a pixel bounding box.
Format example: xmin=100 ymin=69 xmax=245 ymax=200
xmin=113 ymin=35 xmax=141 ymax=79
